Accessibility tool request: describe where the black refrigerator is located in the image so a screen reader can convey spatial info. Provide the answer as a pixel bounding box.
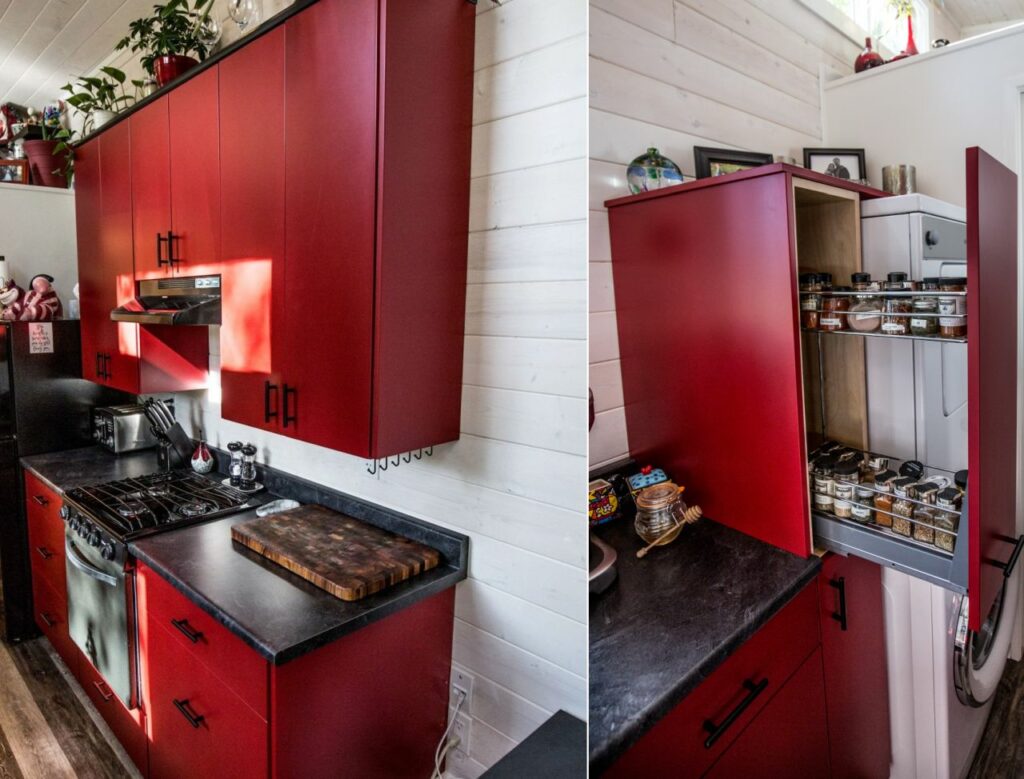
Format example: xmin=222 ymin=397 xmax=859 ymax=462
xmin=0 ymin=321 xmax=132 ymax=641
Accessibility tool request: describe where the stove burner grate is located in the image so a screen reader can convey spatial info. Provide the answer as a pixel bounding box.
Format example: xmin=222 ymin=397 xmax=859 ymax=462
xmin=176 ymin=500 xmax=215 ymax=518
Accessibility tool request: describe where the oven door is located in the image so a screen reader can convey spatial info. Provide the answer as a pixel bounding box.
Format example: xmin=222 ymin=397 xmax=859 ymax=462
xmin=65 ymin=530 xmax=133 ymax=707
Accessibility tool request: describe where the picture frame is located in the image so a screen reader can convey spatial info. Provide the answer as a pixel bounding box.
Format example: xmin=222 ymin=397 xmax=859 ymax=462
xmin=0 ymin=159 xmax=28 ymax=185
xmin=693 ymin=146 xmax=774 ymax=179
xmin=803 ymin=148 xmax=866 ymax=183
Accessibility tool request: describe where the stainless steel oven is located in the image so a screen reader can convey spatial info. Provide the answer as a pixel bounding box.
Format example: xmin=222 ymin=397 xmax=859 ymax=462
xmin=64 ymin=526 xmax=138 ymax=708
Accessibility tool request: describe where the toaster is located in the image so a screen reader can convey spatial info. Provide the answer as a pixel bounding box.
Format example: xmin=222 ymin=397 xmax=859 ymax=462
xmin=92 ymin=404 xmax=159 ymax=453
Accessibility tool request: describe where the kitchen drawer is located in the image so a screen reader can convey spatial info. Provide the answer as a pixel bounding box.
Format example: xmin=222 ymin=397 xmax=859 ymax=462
xmin=147 ymin=619 xmax=268 ymax=779
xmin=78 ymin=651 xmax=149 ymax=776
xmin=31 ymin=573 xmax=77 ymax=674
xmin=26 ymin=485 xmax=66 ymax=600
xmin=605 ymin=582 xmax=820 ymax=777
xmin=24 ymin=471 xmax=62 ymax=530
xmin=139 ymin=563 xmax=268 ymax=718
xmin=705 ymin=647 xmax=830 ymax=778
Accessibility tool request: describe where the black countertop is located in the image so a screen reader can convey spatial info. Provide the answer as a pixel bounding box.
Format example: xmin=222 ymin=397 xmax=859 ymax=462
xmin=21 ymin=447 xmax=468 ymax=665
xmin=588 ymin=517 xmax=821 ymax=774
xmin=482 ymin=711 xmax=586 ymax=778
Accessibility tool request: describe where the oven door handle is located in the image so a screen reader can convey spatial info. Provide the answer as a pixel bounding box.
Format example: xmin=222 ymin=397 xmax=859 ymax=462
xmin=65 ymin=538 xmax=119 ymax=587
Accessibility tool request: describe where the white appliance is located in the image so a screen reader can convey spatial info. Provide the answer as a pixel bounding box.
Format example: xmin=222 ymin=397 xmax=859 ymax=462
xmin=862 ymin=194 xmax=1019 ymax=779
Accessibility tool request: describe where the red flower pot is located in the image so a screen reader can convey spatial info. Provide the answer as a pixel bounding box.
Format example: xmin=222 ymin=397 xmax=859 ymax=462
xmin=23 ymin=139 xmax=66 ymax=188
xmin=154 ymin=55 xmax=199 ymax=87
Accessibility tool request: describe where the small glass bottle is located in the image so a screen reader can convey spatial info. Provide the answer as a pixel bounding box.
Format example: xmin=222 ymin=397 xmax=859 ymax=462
xmin=873 ymin=469 xmax=898 ymax=528
xmin=882 ymin=273 xmax=912 ymax=335
xmin=911 ymin=296 xmax=939 ymax=336
xmin=849 ymin=293 xmax=882 ymax=333
xmin=852 ymin=485 xmax=875 ymax=523
xmin=821 ymin=288 xmax=851 ymax=331
xmin=938 ymin=278 xmax=967 ymax=339
xmin=240 ymin=444 xmax=258 ymax=490
xmin=851 ymin=272 xmax=875 ymax=291
xmin=812 ymin=456 xmax=836 ymax=496
xmin=891 ymin=477 xmax=917 ymax=537
xmin=227 ymin=441 xmax=243 ymax=487
xmin=934 ymin=487 xmax=962 ymax=552
xmin=800 ymin=273 xmax=822 ymax=330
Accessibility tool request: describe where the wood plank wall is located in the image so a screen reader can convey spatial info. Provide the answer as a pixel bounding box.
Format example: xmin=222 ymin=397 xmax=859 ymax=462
xmin=589 ymin=0 xmax=861 ymax=468
xmin=156 ymin=1 xmax=587 ymax=776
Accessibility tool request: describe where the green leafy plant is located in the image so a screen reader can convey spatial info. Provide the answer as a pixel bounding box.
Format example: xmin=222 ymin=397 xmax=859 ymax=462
xmin=115 ymin=0 xmax=216 ymax=76
xmin=888 ymin=0 xmax=914 ymax=18
xmin=51 ymin=126 xmax=78 ymax=184
xmin=60 ymin=67 xmax=141 ymax=133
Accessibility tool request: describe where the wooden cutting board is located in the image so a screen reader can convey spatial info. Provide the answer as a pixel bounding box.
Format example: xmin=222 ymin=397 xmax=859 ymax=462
xmin=230 ymin=505 xmax=442 ymax=602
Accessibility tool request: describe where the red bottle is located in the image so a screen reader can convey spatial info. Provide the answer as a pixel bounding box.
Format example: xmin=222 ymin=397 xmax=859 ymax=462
xmin=855 ymin=37 xmax=884 ymax=72
xmin=890 ymin=15 xmax=919 ymax=62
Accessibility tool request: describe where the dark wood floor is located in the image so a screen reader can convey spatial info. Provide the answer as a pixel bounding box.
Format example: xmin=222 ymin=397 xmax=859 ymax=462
xmin=968 ymin=658 xmax=1024 ymax=778
xmin=0 ymin=579 xmax=137 ymax=779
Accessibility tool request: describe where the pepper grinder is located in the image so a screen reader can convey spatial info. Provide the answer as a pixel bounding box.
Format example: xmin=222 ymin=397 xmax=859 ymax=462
xmin=240 ymin=444 xmax=258 ymax=491
xmin=227 ymin=441 xmax=243 ymax=487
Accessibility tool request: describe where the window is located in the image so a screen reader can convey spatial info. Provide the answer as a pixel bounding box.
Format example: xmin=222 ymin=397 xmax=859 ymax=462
xmin=826 ymin=0 xmax=931 ymax=54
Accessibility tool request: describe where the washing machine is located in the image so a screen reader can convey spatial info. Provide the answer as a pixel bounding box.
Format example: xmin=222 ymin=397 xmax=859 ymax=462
xmin=862 ymin=194 xmax=1020 ymax=778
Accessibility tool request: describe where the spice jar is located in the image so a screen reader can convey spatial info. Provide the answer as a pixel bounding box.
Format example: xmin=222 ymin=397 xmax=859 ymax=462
xmin=800 ymin=273 xmax=821 ymax=330
xmin=887 ymin=271 xmax=912 ymax=290
xmin=911 ymin=296 xmax=939 ymax=336
xmin=813 ymin=491 xmax=835 ymax=513
xmin=834 ymin=460 xmax=861 ymax=488
xmin=913 ymin=506 xmax=936 ymax=544
xmin=873 ymin=469 xmax=898 ymax=528
xmin=812 ymin=456 xmax=836 ymax=496
xmin=634 ymin=482 xmax=688 ymax=543
xmin=849 ymin=293 xmax=882 ymax=333
xmin=866 ymin=454 xmax=889 ymax=477
xmin=820 ymin=287 xmax=851 ymax=331
xmin=819 ymin=272 xmax=834 ymax=291
xmin=852 ymin=485 xmax=875 ymax=523
xmin=934 ymin=487 xmax=962 ymax=552
xmin=938 ymin=278 xmax=967 ymax=339
xmin=891 ymin=476 xmax=917 ymax=536
xmin=882 ymin=276 xmax=911 ymax=335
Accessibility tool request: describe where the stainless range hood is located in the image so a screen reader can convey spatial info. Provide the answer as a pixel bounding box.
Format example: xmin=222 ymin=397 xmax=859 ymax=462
xmin=111 ymin=275 xmax=221 ymax=326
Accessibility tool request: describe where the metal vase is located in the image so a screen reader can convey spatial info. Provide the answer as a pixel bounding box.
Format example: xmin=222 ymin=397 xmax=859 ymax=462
xmin=882 ymin=164 xmax=917 ymax=195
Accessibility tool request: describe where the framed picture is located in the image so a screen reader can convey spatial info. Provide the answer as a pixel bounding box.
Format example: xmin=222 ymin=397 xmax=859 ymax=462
xmin=0 ymin=159 xmax=28 ymax=184
xmin=803 ymin=148 xmax=866 ymax=182
xmin=694 ymin=147 xmax=773 ymax=179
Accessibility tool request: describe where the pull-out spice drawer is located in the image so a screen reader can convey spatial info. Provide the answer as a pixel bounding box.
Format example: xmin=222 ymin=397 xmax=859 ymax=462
xmin=139 ymin=562 xmax=268 ymax=719
xmin=606 ymin=582 xmax=820 ymax=777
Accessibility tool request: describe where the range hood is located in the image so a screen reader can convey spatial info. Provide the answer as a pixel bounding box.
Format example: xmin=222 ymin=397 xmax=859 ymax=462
xmin=111 ymin=275 xmax=221 ymax=326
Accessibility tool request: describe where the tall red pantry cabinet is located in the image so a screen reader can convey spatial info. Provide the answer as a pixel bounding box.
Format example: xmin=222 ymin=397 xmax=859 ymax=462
xmin=74 ymin=0 xmax=476 ymax=458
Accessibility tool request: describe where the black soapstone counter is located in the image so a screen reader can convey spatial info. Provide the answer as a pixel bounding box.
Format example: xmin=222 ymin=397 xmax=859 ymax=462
xmin=588 ymin=516 xmax=821 ymax=774
xmin=21 ymin=446 xmax=468 ymax=665
xmin=482 ymin=710 xmax=586 ymax=778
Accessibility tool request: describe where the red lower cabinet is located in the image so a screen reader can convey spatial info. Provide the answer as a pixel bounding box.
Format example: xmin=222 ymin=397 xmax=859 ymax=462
xmin=819 ymin=554 xmax=891 ymax=779
xmin=31 ymin=575 xmax=77 ymax=674
xmin=705 ymin=648 xmax=831 ymax=778
xmin=78 ymin=654 xmax=149 ymax=776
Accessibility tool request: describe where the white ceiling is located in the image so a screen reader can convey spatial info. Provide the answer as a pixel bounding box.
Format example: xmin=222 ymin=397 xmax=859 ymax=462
xmin=939 ymin=0 xmax=1024 ymax=29
xmin=0 ymin=0 xmax=159 ymax=110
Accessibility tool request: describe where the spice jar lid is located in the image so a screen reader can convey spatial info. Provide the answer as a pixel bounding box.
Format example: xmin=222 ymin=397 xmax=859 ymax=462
xmin=834 ymin=461 xmax=860 ymax=476
xmin=887 ymin=271 xmax=908 ymax=282
xmin=922 ymin=277 xmax=943 ymax=286
xmin=819 ymin=272 xmax=833 ymax=284
xmin=937 ymin=487 xmax=961 ymax=505
xmin=875 ymin=469 xmax=898 ymax=486
xmin=899 ymin=460 xmax=925 ymax=479
xmin=799 ymin=272 xmax=818 ymax=284
xmin=635 ymin=482 xmax=682 ymax=511
xmin=851 ymin=272 xmax=871 ymax=284
xmin=942 ymin=277 xmax=967 ymax=286
xmin=833 ymin=285 xmax=853 ymax=293
xmin=955 ymin=469 xmax=968 ymax=491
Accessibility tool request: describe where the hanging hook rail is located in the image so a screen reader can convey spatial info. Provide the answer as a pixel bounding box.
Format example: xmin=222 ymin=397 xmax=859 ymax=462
xmin=366 ymin=445 xmax=436 ymax=475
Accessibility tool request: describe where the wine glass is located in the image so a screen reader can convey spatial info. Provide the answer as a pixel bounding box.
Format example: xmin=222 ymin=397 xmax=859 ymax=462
xmin=228 ymin=0 xmax=261 ymax=32
xmin=198 ymin=13 xmax=222 ymax=49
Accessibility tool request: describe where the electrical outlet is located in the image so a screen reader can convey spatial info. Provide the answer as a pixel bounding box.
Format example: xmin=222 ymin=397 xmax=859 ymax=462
xmin=450 ymin=668 xmax=475 ymax=714
xmin=451 ymin=712 xmax=472 ymax=760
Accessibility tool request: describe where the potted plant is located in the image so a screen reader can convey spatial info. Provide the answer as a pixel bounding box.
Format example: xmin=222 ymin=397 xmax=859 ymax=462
xmin=22 ymin=105 xmax=68 ymax=188
xmin=887 ymin=0 xmax=918 ymax=61
xmin=116 ymin=0 xmax=216 ymax=87
xmin=61 ymin=67 xmax=140 ymax=133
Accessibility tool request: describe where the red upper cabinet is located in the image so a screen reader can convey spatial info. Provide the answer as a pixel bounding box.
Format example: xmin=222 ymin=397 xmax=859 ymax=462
xmin=219 ymin=27 xmax=285 ymax=432
xmin=169 ymin=67 xmax=220 ymax=274
xmin=75 ymin=138 xmax=105 ymax=385
xmin=131 ymin=96 xmax=172 ymax=279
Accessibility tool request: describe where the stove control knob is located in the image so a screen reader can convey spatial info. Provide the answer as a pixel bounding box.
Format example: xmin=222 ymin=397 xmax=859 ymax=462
xmin=78 ymin=520 xmax=91 ymax=539
xmin=100 ymin=542 xmax=115 ymax=561
xmin=88 ymin=530 xmax=101 ymax=547
xmin=59 ymin=505 xmax=70 ymax=521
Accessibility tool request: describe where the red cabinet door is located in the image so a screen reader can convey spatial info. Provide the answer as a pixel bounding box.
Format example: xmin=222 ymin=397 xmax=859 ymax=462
xmin=99 ymin=120 xmax=141 ymax=394
xmin=77 ymin=653 xmax=149 ymax=775
xmin=131 ymin=96 xmax=172 ymax=279
xmin=967 ymin=147 xmax=1020 ymax=631
xmin=169 ymin=67 xmax=220 ymax=274
xmin=219 ymin=26 xmax=285 ymax=432
xmin=705 ymin=648 xmax=831 ymax=779
xmin=819 ymin=554 xmax=890 ymax=778
xmin=75 ymin=138 xmax=105 ymax=383
xmin=282 ymin=0 xmax=377 ymax=456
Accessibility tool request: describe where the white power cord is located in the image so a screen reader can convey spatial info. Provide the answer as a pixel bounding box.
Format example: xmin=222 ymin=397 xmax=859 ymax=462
xmin=432 ymin=688 xmax=468 ymax=779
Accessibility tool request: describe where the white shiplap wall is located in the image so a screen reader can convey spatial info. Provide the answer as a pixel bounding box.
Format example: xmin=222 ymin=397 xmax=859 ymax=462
xmin=143 ymin=2 xmax=588 ymax=777
xmin=588 ymin=0 xmax=860 ymax=467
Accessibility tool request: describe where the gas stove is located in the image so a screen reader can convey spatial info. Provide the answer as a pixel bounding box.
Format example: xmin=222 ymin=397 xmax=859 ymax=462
xmin=61 ymin=470 xmax=259 ymax=562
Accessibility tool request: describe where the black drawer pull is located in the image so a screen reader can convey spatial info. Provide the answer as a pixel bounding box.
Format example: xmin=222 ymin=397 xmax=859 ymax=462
xmin=33 ymin=495 xmax=49 ymax=506
xmin=703 ymin=678 xmax=769 ymax=749
xmin=156 ymin=231 xmax=166 ymax=266
xmin=830 ymin=576 xmax=848 ymax=631
xmin=995 ymin=535 xmax=1024 ymax=579
xmin=93 ymin=680 xmax=114 ymax=702
xmin=166 ymin=231 xmax=181 ymax=267
xmin=171 ymin=618 xmax=204 ymax=644
xmin=35 ymin=546 xmax=53 ymax=560
xmin=38 ymin=612 xmax=55 ymax=629
xmin=173 ymin=698 xmax=205 ymax=729
xmin=264 ymin=381 xmax=280 ymax=423
xmin=104 ymin=354 xmax=112 ymax=380
xmin=282 ymin=384 xmax=297 ymax=428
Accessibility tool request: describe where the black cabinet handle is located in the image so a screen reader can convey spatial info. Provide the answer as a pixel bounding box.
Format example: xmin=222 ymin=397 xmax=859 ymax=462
xmin=95 ymin=352 xmax=102 ymax=378
xmin=173 ymin=698 xmax=205 ymax=729
xmin=167 ymin=231 xmax=180 ymax=268
xmin=702 ymin=678 xmax=769 ymax=749
xmin=92 ymin=680 xmax=114 ymax=702
xmin=38 ymin=612 xmax=55 ymax=629
xmin=264 ymin=381 xmax=280 ymax=423
xmin=35 ymin=546 xmax=53 ymax=560
xmin=103 ymin=354 xmax=112 ymax=380
xmin=33 ymin=495 xmax=49 ymax=506
xmin=830 ymin=576 xmax=848 ymax=631
xmin=995 ymin=535 xmax=1024 ymax=579
xmin=156 ymin=231 xmax=166 ymax=266
xmin=170 ymin=618 xmax=204 ymax=644
xmin=283 ymin=384 xmax=297 ymax=428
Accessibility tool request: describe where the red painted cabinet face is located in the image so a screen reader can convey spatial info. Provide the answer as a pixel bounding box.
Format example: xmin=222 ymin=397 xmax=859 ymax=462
xmin=131 ymin=96 xmax=172 ymax=280
xmin=281 ymin=0 xmax=377 ymax=456
xmin=169 ymin=67 xmax=221 ymax=274
xmin=219 ymin=26 xmax=286 ymax=433
xmin=74 ymin=138 xmax=104 ymax=383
